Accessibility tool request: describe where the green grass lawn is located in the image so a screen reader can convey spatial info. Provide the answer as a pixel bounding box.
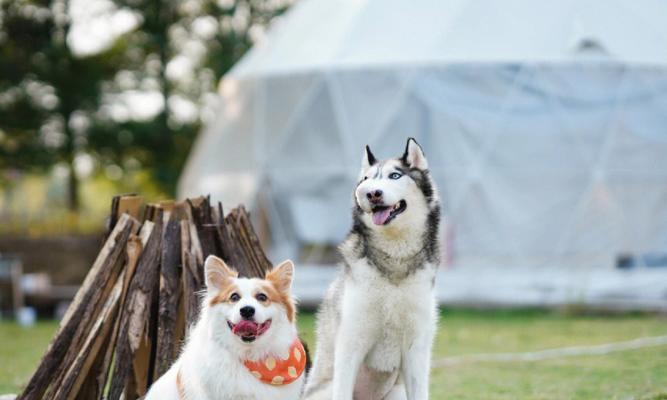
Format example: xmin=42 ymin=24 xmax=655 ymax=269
xmin=1 ymin=310 xmax=666 ymax=399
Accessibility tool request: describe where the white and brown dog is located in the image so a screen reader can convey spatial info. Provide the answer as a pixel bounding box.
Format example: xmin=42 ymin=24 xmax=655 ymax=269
xmin=146 ymin=255 xmax=306 ymax=400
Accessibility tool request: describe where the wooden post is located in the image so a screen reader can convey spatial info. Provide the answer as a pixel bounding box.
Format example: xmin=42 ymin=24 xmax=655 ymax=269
xmin=76 ymin=231 xmax=147 ymax=400
xmin=107 ymin=214 xmax=163 ymax=400
xmin=51 ymin=273 xmax=126 ymax=400
xmin=182 ymin=249 xmax=202 ymax=331
xmin=187 ymin=196 xmax=219 ymax=259
xmin=153 ymin=215 xmax=182 ymax=379
xmin=235 ymin=206 xmax=273 ymax=277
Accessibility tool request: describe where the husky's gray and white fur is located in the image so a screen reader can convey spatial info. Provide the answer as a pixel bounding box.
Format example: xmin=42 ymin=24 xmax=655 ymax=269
xmin=303 ymin=138 xmax=440 ymax=400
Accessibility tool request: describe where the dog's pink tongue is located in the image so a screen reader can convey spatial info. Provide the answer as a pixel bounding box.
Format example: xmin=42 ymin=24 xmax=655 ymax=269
xmin=233 ymin=320 xmax=259 ymax=336
xmin=372 ymin=208 xmax=392 ymax=225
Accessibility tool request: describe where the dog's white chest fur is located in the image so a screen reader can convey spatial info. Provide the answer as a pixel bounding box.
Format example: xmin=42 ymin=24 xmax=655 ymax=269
xmin=344 ymin=259 xmax=436 ymax=372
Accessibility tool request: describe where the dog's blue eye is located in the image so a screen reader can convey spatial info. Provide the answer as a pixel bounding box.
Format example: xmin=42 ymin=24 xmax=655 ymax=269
xmin=230 ymin=293 xmax=240 ymax=302
xmin=256 ymin=293 xmax=268 ymax=302
xmin=389 ymin=172 xmax=402 ymax=180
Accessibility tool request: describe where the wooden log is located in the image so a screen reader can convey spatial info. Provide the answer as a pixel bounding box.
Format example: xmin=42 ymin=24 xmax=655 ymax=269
xmin=182 ymin=249 xmax=202 ymax=331
xmin=184 ymin=201 xmax=206 ymax=287
xmin=107 ymin=214 xmax=164 ymax=400
xmin=143 ymin=243 xmax=161 ymax=394
xmin=234 ymin=206 xmax=272 ymax=277
xmin=187 ymin=196 xmax=219 ymax=259
xmin=108 ymin=194 xmax=142 ymax=234
xmin=51 ymin=272 xmax=126 ymax=400
xmin=159 ymin=200 xmax=175 ymax=213
xmin=223 ymin=213 xmax=253 ymax=276
xmin=129 ymin=227 xmax=162 ymax=399
xmin=75 ymin=323 xmax=114 ymax=400
xmin=173 ymin=285 xmax=186 ymax=362
xmin=172 ymin=219 xmax=189 ymax=348
xmin=118 ymin=195 xmax=143 ymax=220
xmin=153 ymin=215 xmax=182 ymax=380
xmin=180 ymin=220 xmax=191 ymax=274
xmin=47 ymin=230 xmax=135 ymax=399
xmin=180 ymin=217 xmax=202 ymax=333
xmin=143 ymin=204 xmax=159 ymax=223
xmin=76 ymin=230 xmax=148 ymax=400
xmin=214 ymin=202 xmax=245 ymax=274
xmin=131 ymin=325 xmax=154 ymax=398
xmin=183 ymin=201 xmax=203 ymax=266
xmin=17 ymin=214 xmax=137 ymax=400
xmin=228 ymin=214 xmax=258 ymax=276
xmin=108 ymin=195 xmax=120 ymax=234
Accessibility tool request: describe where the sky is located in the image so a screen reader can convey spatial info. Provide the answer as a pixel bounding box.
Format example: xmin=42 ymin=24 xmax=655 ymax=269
xmin=69 ymin=0 xmax=139 ymax=57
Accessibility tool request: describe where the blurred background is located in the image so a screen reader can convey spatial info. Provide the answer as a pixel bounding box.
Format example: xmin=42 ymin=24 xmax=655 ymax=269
xmin=1 ymin=0 xmax=667 ymax=398
xmin=0 ymin=0 xmax=290 ymax=315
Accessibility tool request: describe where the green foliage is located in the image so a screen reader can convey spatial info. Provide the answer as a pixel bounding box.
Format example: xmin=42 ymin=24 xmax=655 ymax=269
xmin=0 ymin=170 xmax=167 ymax=236
xmin=0 ymin=0 xmax=289 ymax=215
xmin=91 ymin=0 xmax=290 ymax=194
xmin=0 ymin=0 xmax=125 ymax=210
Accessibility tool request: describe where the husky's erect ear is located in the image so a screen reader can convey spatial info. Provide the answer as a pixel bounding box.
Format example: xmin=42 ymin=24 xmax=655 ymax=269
xmin=266 ymin=259 xmax=294 ymax=294
xmin=204 ymin=255 xmax=237 ymax=292
xmin=362 ymin=145 xmax=378 ymax=170
xmin=401 ymin=137 xmax=428 ymax=170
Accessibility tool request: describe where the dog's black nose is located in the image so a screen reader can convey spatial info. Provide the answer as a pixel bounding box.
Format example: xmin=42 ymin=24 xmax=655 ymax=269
xmin=240 ymin=306 xmax=255 ymax=319
xmin=366 ymin=189 xmax=383 ymax=203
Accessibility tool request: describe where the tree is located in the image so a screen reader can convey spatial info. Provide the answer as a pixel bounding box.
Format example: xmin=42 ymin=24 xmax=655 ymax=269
xmin=0 ymin=0 xmax=291 ymax=211
xmin=0 ymin=0 xmax=126 ymax=211
xmin=98 ymin=0 xmax=291 ymax=195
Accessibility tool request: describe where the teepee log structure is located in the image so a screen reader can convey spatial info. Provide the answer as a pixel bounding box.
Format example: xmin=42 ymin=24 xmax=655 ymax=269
xmin=17 ymin=194 xmax=274 ymax=400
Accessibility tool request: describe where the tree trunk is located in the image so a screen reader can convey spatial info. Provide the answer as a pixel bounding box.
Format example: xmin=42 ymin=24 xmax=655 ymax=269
xmin=59 ymin=1 xmax=79 ymax=213
xmin=155 ymin=0 xmax=174 ymax=193
xmin=67 ymin=154 xmax=79 ymax=212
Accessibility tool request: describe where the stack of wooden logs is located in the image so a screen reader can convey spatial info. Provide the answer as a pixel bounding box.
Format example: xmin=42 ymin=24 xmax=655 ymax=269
xmin=17 ymin=195 xmax=274 ymax=400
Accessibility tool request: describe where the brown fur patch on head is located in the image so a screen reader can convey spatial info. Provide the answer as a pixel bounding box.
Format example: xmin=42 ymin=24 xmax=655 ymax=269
xmin=257 ymin=282 xmax=296 ymax=323
xmin=261 ymin=260 xmax=297 ymax=322
xmin=209 ymin=281 xmax=241 ymax=306
xmin=266 ymin=260 xmax=294 ymax=294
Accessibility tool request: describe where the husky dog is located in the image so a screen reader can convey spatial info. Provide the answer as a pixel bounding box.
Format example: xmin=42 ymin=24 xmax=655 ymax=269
xmin=303 ymin=138 xmax=440 ymax=400
xmin=146 ymin=256 xmax=306 ymax=400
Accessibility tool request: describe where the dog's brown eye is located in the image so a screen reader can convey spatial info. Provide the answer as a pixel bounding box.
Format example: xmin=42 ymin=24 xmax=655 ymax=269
xmin=230 ymin=293 xmax=240 ymax=302
xmin=256 ymin=293 xmax=268 ymax=302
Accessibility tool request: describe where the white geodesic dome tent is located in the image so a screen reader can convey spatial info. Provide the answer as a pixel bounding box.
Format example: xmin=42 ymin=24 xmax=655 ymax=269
xmin=179 ymin=0 xmax=667 ymax=270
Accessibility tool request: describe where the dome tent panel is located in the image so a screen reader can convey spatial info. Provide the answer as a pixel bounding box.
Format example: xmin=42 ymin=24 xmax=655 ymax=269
xmin=260 ymin=73 xmax=322 ymax=149
xmin=179 ymin=0 xmax=667 ymax=290
xmin=264 ymin=80 xmax=351 ymax=245
xmin=179 ymin=79 xmax=261 ymax=207
xmin=268 ymin=80 xmax=346 ymax=175
xmin=327 ymin=68 xmax=415 ymax=166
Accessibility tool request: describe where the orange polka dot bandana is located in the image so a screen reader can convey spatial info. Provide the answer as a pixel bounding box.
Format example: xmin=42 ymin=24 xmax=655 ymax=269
xmin=243 ymin=338 xmax=306 ymax=386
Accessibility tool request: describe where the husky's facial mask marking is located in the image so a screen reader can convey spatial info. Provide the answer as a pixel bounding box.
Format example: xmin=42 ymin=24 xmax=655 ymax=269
xmin=355 ymin=137 xmax=431 ymax=226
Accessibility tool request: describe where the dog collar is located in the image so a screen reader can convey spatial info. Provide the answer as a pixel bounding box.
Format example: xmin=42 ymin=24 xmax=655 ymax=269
xmin=243 ymin=338 xmax=306 ymax=386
